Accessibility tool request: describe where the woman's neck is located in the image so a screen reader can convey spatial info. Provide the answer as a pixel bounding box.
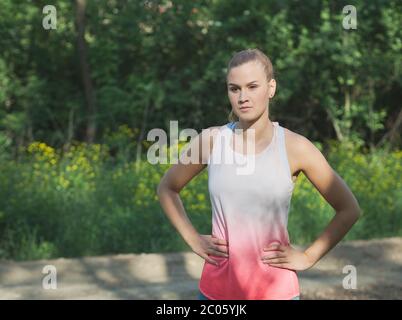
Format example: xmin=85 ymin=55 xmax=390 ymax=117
xmin=234 ymin=116 xmax=274 ymax=146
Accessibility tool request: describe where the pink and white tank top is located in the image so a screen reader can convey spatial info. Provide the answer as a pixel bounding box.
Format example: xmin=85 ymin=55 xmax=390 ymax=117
xmin=199 ymin=121 xmax=300 ymax=300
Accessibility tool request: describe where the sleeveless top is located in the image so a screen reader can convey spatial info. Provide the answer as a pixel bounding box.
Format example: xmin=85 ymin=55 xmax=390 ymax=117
xmin=198 ymin=121 xmax=300 ymax=300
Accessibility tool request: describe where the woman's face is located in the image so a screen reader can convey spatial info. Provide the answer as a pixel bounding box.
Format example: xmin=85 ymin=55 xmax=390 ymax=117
xmin=227 ymin=61 xmax=276 ymax=121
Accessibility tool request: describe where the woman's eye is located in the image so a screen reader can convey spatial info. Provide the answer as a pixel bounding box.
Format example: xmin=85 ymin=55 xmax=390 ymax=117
xmin=230 ymin=86 xmax=257 ymax=92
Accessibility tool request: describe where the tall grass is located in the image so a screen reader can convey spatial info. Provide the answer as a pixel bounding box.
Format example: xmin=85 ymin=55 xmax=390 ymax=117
xmin=0 ymin=134 xmax=401 ymax=261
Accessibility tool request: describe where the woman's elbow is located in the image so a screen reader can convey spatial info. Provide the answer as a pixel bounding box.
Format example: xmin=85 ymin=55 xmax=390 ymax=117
xmin=157 ymin=181 xmax=167 ymax=196
xmin=350 ymin=203 xmax=361 ymax=222
xmin=157 ymin=180 xmax=177 ymax=197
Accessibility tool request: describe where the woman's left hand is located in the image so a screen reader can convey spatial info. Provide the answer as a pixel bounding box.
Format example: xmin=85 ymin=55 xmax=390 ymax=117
xmin=261 ymin=243 xmax=316 ymax=271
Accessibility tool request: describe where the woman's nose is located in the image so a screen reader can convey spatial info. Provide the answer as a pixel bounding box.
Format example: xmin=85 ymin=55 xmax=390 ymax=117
xmin=238 ymin=90 xmax=249 ymax=102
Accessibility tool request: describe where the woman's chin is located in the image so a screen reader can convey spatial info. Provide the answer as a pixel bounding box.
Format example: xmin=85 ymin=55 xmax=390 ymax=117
xmin=238 ymin=114 xmax=258 ymax=122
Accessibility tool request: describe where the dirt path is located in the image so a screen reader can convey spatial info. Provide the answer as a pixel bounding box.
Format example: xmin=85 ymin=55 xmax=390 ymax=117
xmin=0 ymin=237 xmax=401 ymax=299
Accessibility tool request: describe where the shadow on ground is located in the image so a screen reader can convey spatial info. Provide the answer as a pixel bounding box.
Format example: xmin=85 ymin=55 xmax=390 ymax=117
xmin=0 ymin=237 xmax=401 ymax=299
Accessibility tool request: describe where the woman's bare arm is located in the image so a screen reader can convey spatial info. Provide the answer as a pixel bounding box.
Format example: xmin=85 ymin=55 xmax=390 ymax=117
xmin=157 ymin=127 xmax=228 ymax=264
xmin=297 ymin=135 xmax=361 ymax=264
xmin=262 ymin=134 xmax=361 ymax=270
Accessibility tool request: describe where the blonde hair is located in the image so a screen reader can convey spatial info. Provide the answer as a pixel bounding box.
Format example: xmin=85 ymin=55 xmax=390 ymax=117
xmin=226 ymin=48 xmax=275 ymax=123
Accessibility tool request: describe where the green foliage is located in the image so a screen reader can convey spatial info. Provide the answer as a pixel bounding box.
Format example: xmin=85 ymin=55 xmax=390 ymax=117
xmin=288 ymin=142 xmax=402 ymax=243
xmin=0 ymin=138 xmax=400 ymax=261
xmin=0 ymin=0 xmax=401 ymax=260
xmin=0 ymin=0 xmax=401 ymax=147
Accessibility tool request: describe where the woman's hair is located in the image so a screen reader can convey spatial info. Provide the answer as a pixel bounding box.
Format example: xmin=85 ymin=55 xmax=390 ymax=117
xmin=226 ymin=48 xmax=275 ymax=123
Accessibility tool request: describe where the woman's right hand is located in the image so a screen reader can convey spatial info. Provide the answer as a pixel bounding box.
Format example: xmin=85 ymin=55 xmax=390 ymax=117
xmin=190 ymin=234 xmax=229 ymax=266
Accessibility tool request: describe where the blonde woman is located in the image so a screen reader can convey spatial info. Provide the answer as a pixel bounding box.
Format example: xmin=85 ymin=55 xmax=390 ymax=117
xmin=157 ymin=48 xmax=361 ymax=300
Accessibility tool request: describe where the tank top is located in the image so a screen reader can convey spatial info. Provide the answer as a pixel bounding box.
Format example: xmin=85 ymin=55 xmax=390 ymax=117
xmin=198 ymin=121 xmax=300 ymax=300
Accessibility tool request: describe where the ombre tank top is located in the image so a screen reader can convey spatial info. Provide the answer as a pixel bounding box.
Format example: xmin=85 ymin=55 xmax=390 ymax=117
xmin=199 ymin=121 xmax=300 ymax=300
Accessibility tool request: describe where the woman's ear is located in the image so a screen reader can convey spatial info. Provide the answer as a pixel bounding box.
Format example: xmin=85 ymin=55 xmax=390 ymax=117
xmin=268 ymin=79 xmax=276 ymax=98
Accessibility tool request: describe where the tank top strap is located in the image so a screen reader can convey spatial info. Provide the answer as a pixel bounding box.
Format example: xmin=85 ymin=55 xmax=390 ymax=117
xmin=276 ymin=123 xmax=293 ymax=182
xmin=227 ymin=121 xmax=236 ymax=131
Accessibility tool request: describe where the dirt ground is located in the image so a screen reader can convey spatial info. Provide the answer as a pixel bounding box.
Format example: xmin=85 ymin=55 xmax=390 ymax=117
xmin=0 ymin=237 xmax=401 ymax=300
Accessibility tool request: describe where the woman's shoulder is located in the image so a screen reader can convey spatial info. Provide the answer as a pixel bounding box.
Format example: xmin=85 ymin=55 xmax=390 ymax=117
xmin=280 ymin=123 xmax=312 ymax=148
xmin=282 ymin=125 xmax=325 ymax=174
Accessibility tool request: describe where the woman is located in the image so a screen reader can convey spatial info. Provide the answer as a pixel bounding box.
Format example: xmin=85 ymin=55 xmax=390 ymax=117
xmin=157 ymin=48 xmax=361 ymax=300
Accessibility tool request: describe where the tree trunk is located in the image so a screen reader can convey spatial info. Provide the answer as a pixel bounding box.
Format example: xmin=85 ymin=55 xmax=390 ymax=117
xmin=326 ymin=107 xmax=344 ymax=141
xmin=376 ymin=108 xmax=402 ymax=148
xmin=135 ymin=101 xmax=152 ymax=173
xmin=66 ymin=108 xmax=75 ymax=149
xmin=75 ymin=0 xmax=97 ymax=143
